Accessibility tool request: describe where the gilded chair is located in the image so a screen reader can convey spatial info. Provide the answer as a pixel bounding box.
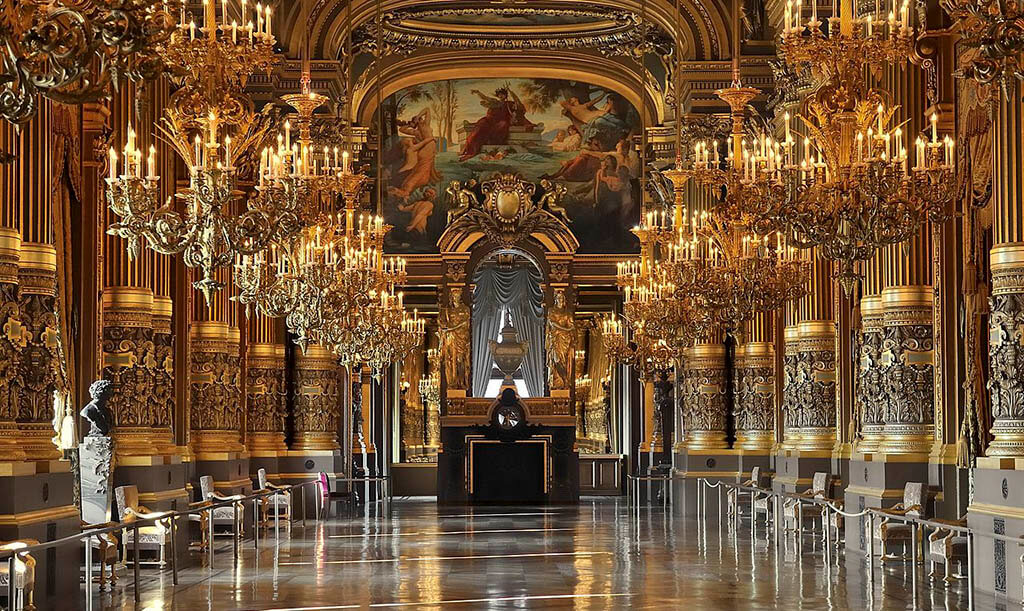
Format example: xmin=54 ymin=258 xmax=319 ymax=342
xmin=927 ymin=517 xmax=968 ymax=582
xmin=0 ymin=539 xmax=37 ymax=611
xmin=255 ymin=468 xmax=291 ymax=526
xmin=81 ymin=521 xmax=118 ymax=590
xmin=874 ymin=482 xmax=927 ymax=563
xmin=199 ymin=475 xmax=245 ymax=537
xmin=115 ymin=485 xmax=172 ymax=567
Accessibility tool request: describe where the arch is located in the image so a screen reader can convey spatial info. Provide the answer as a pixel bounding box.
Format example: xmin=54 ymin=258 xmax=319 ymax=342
xmin=353 ymin=52 xmax=665 ymax=126
xmin=301 ymin=0 xmax=730 ymax=72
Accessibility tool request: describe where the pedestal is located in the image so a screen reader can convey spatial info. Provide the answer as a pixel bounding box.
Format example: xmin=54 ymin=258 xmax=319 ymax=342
xmin=78 ymin=436 xmax=114 ymax=524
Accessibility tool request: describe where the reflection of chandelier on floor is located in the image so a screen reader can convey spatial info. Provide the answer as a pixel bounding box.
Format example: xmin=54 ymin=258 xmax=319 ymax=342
xmin=771 ymin=0 xmax=956 ymax=293
xmin=105 ymin=0 xmax=278 ymax=302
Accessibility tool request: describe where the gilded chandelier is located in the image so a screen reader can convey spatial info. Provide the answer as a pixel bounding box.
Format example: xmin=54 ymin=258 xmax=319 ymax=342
xmin=0 ymin=0 xmax=177 ymax=124
xmin=672 ymin=86 xmax=811 ymax=331
xmin=773 ymin=0 xmax=956 ymax=293
xmin=105 ymin=0 xmax=278 ymax=302
xmin=941 ymin=0 xmax=1024 ymax=90
xmin=600 ymin=316 xmax=680 ymax=379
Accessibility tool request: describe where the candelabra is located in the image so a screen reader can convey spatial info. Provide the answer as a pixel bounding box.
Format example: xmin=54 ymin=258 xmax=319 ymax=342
xmin=773 ymin=0 xmax=955 ymax=293
xmin=0 ymin=0 xmax=178 ymax=124
xmin=105 ymin=0 xmax=279 ymax=302
xmin=601 ymin=316 xmax=680 ymax=379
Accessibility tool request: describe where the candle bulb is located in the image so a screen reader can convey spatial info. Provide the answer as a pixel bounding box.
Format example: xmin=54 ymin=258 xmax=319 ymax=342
xmin=931 ymin=112 xmax=938 ymax=143
xmin=108 ymin=148 xmax=118 ymax=180
xmin=147 ymin=145 xmax=156 ymax=180
xmin=342 ymin=150 xmax=350 ymax=173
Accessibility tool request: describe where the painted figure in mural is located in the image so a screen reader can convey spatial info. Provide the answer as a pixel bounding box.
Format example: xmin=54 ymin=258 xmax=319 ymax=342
xmin=388 ymin=107 xmax=440 ymax=200
xmin=560 ymin=94 xmax=634 ymax=151
xmin=439 ymin=288 xmax=471 ymax=389
xmin=459 ymin=87 xmax=533 ymax=161
xmin=549 ymin=125 xmax=582 ymax=152
xmin=546 ymin=289 xmax=576 ymax=391
xmin=398 ymin=187 xmax=436 ymax=234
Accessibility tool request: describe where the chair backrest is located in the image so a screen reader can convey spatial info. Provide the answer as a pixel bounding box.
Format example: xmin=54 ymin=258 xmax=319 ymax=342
xmin=812 ymin=472 xmax=828 ymax=496
xmin=904 ymin=482 xmax=925 ymax=515
xmin=199 ymin=475 xmax=215 ymax=500
xmin=750 ymin=467 xmax=761 ymax=487
xmin=114 ymin=485 xmax=139 ymax=520
xmin=258 ymin=468 xmax=269 ymax=490
xmin=317 ymin=471 xmax=330 ymax=496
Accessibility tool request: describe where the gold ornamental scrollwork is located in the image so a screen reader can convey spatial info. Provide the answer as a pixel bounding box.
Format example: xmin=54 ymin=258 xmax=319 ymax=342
xmin=986 ymin=244 xmax=1024 ymax=457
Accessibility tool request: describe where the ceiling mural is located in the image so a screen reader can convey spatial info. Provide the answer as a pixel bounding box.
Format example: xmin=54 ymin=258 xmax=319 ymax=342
xmin=376 ymin=77 xmax=642 ymax=254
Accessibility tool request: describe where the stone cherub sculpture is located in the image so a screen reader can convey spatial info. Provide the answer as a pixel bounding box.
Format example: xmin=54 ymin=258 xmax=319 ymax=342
xmin=81 ymin=380 xmax=114 ymax=437
xmin=538 ymin=179 xmax=570 ymax=223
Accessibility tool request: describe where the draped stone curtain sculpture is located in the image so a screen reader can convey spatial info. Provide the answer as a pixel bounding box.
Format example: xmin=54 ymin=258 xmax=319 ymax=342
xmin=470 ymin=262 xmax=545 ymax=397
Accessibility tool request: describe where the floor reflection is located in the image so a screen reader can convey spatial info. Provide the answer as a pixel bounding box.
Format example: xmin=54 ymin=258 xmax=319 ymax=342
xmin=97 ymin=498 xmax=985 ymax=610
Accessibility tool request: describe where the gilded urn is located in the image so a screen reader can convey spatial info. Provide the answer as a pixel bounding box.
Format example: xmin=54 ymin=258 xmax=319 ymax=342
xmin=488 ymin=314 xmax=528 ymax=387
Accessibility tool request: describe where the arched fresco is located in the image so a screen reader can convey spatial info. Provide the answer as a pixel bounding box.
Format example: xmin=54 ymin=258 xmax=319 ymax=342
xmin=377 ymin=77 xmax=642 ymax=254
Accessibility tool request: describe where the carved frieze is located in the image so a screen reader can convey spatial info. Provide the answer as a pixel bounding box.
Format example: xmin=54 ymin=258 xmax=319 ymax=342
xmin=189 ymin=323 xmax=241 ymax=432
xmin=735 ymin=364 xmax=774 ymax=432
xmin=16 ymin=262 xmax=58 ymax=425
xmin=150 ymin=299 xmax=173 ymax=429
xmin=246 ymin=354 xmax=286 ymax=433
xmin=680 ymin=345 xmax=728 ymax=449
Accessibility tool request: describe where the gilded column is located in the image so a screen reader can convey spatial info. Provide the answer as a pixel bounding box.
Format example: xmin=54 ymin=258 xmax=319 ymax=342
xmin=878 ymin=227 xmax=935 ymax=454
xmin=781 ymin=320 xmax=801 ymax=449
xmin=793 ymin=251 xmax=836 ymax=451
xmin=292 ymin=345 xmax=341 ymax=451
xmin=681 ymin=337 xmax=728 ymax=450
xmin=857 ymin=254 xmax=885 ymax=452
xmin=987 ymin=83 xmax=1024 ymax=458
xmin=15 ymin=102 xmax=63 ymax=461
xmin=734 ymin=312 xmax=775 ymax=450
xmin=245 ymin=314 xmax=287 ymax=455
xmin=0 ymin=123 xmax=25 ymax=461
xmin=189 ymin=268 xmax=244 ymax=455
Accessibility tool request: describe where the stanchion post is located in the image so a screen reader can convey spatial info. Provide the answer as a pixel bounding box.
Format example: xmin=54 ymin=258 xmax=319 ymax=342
xmin=208 ymin=507 xmax=215 ymax=567
xmin=133 ymin=522 xmax=140 ymax=603
xmin=967 ymin=530 xmax=974 ymax=611
xmin=233 ymin=503 xmax=240 ymax=562
xmin=84 ymin=534 xmax=93 ymax=611
xmin=274 ymin=492 xmax=280 ymax=542
xmin=170 ymin=517 xmax=179 ymax=585
xmin=8 ymin=555 xmax=17 ymax=608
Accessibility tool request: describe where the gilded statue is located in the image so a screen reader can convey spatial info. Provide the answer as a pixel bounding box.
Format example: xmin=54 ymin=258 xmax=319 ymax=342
xmin=439 ymin=287 xmax=471 ymax=390
xmin=546 ymin=289 xmax=576 ymax=391
xmin=446 ymin=180 xmax=479 ymax=224
xmin=538 ymin=179 xmax=569 ymax=223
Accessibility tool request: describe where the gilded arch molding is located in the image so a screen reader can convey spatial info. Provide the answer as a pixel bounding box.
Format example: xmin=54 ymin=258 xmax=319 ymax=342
xmin=297 ymin=0 xmax=728 ymax=66
xmin=353 ymin=52 xmax=666 ymax=126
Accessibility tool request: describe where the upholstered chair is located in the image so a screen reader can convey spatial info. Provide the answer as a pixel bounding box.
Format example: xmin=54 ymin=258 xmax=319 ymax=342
xmin=783 ymin=472 xmax=833 ymax=532
xmin=255 ymin=468 xmax=291 ymax=526
xmin=727 ymin=467 xmax=768 ymax=522
xmin=317 ymin=472 xmax=355 ymax=519
xmin=927 ymin=517 xmax=969 ymax=583
xmin=81 ymin=520 xmax=118 ymax=590
xmin=199 ymin=475 xmax=245 ymax=537
xmin=874 ymin=482 xmax=928 ymax=563
xmin=114 ymin=485 xmax=172 ymax=567
xmin=0 ymin=539 xmax=37 ymax=610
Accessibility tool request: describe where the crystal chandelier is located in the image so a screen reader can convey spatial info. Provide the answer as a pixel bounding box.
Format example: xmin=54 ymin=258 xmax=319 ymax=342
xmin=773 ymin=0 xmax=956 ymax=293
xmin=941 ymin=0 xmax=1024 ymax=90
xmin=105 ymin=0 xmax=278 ymax=302
xmin=0 ymin=0 xmax=177 ymax=124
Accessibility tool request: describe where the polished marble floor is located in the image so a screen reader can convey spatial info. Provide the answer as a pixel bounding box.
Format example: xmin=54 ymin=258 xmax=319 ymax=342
xmin=92 ymin=498 xmax=988 ymax=610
